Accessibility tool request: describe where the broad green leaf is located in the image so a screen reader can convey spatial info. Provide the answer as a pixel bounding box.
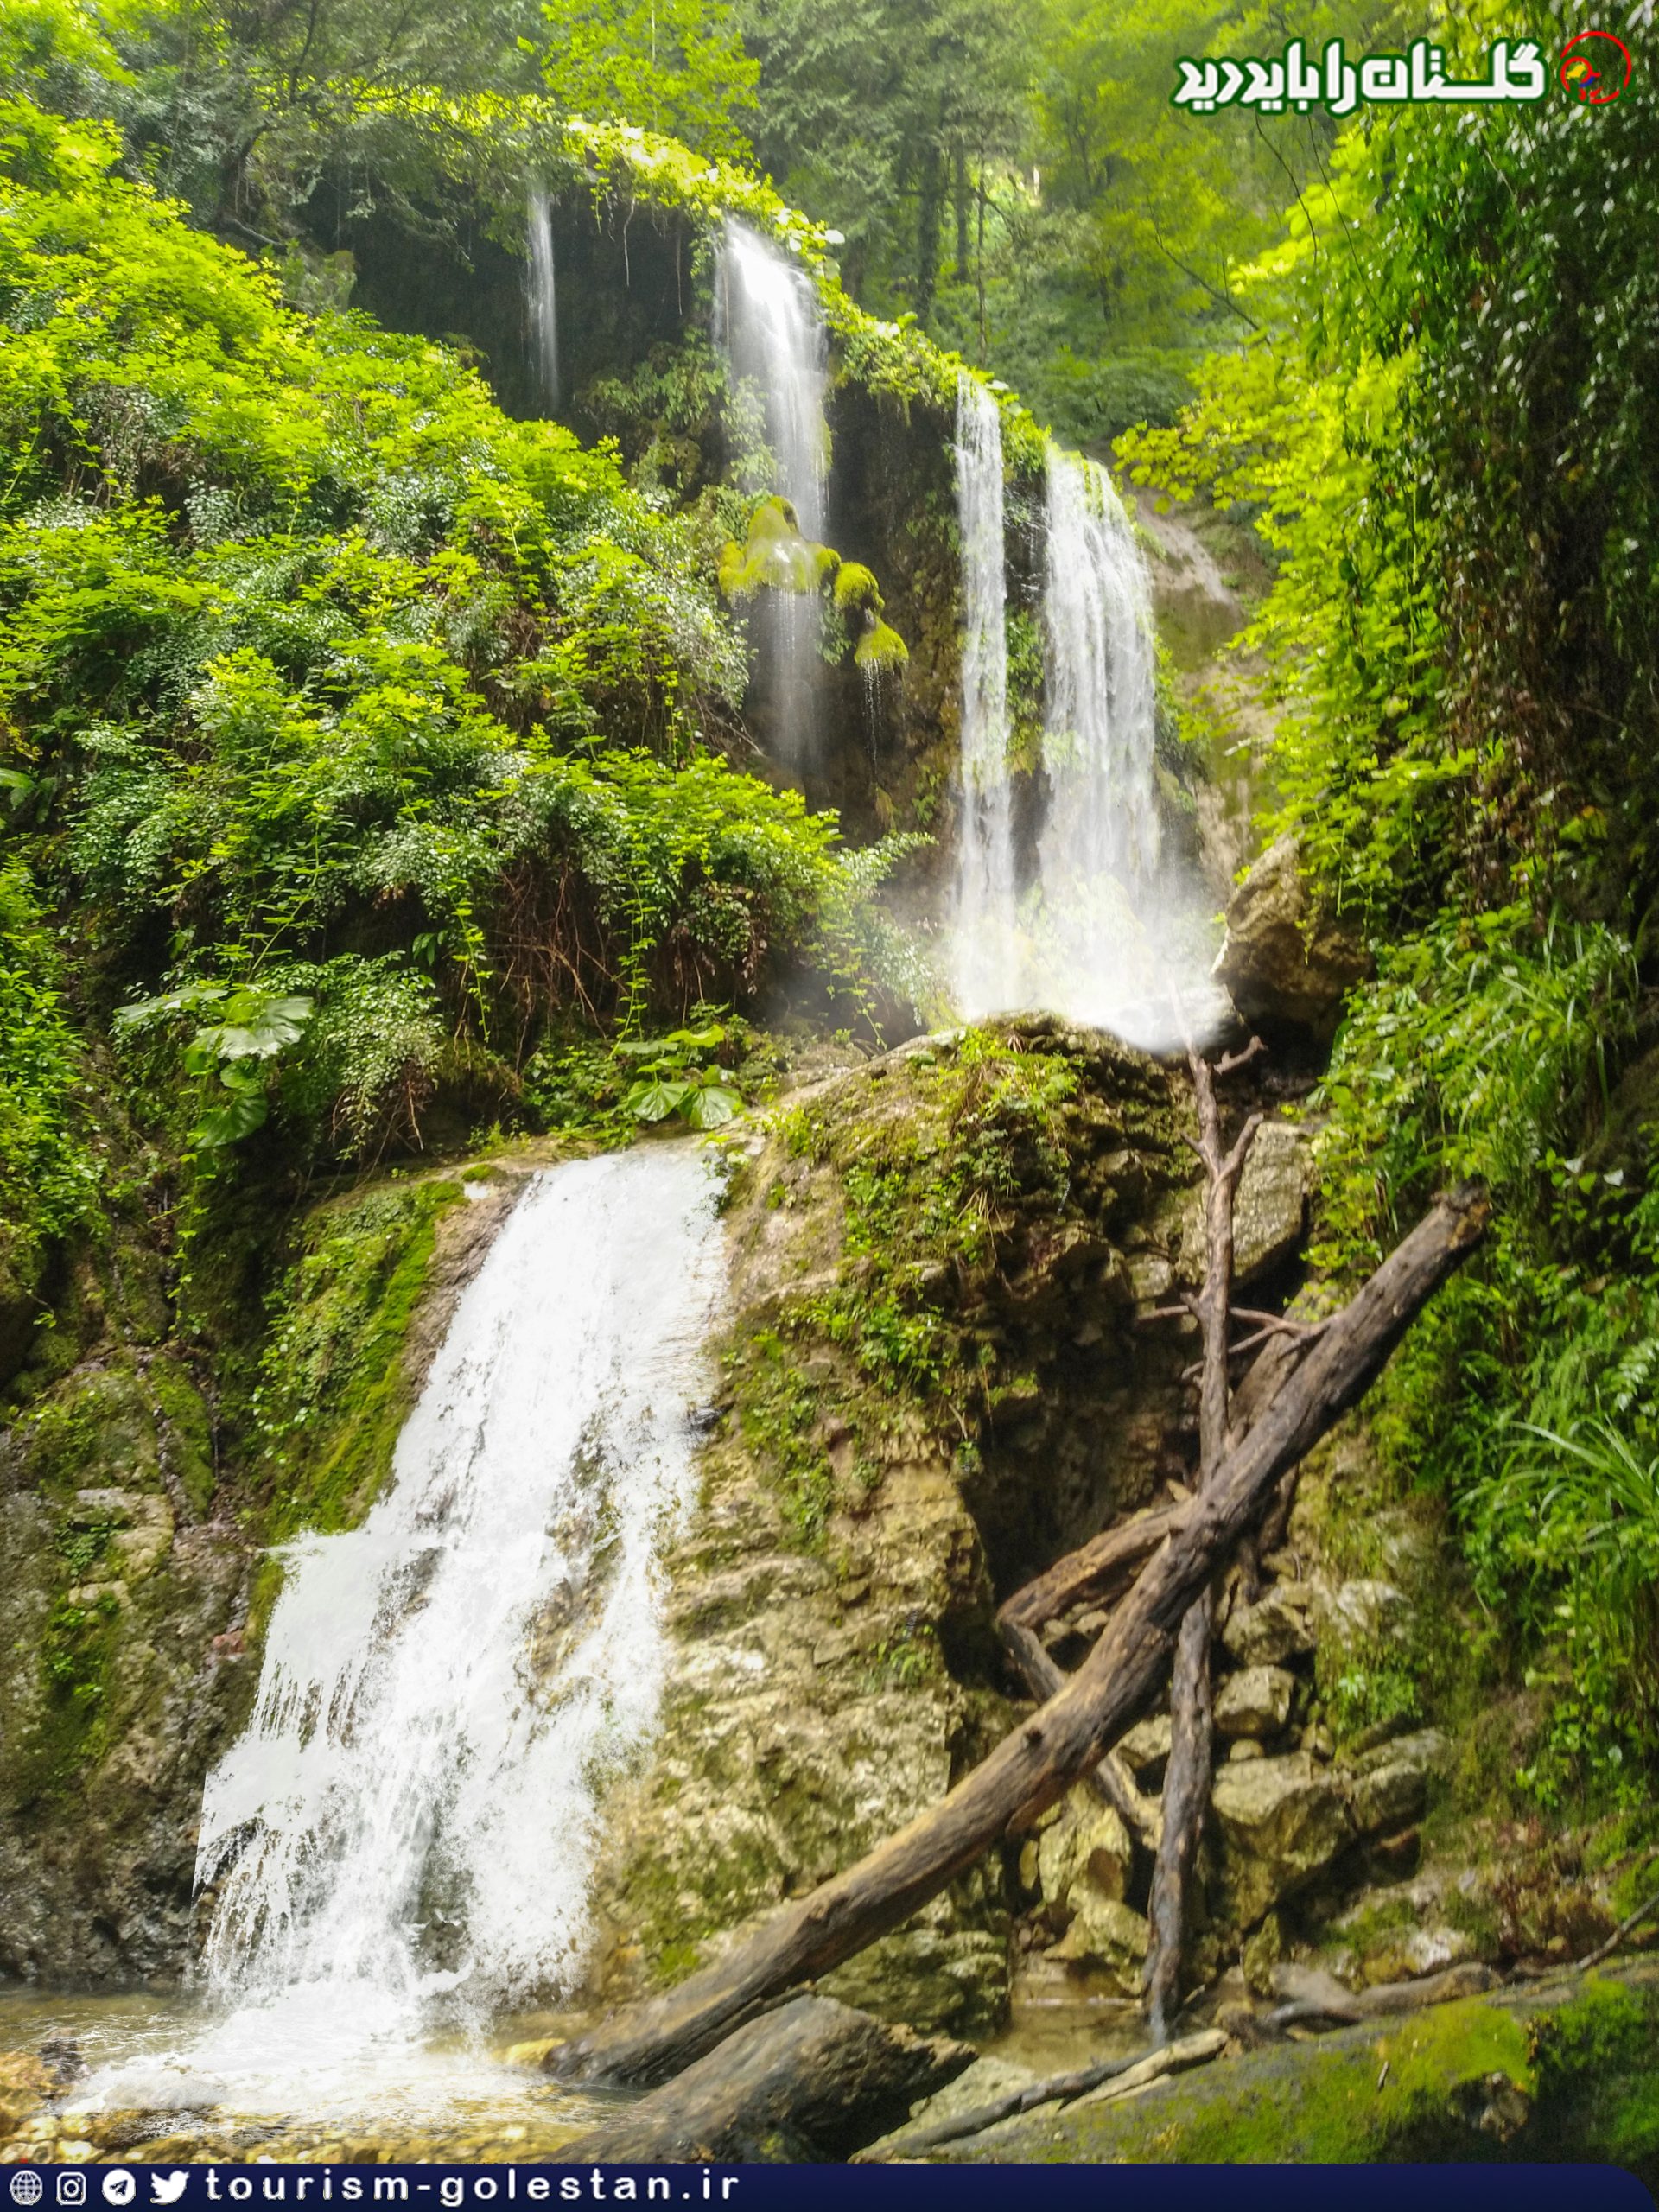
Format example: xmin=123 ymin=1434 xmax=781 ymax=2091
xmin=626 ymin=1076 xmax=695 ymax=1122
xmin=686 ymin=1084 xmax=741 ymax=1128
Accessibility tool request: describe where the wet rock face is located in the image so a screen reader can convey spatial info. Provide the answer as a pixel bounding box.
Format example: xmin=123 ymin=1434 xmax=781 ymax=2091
xmin=591 ymin=1022 xmax=1209 ymax=2033
xmin=0 ymin=1349 xmax=250 ymax=1982
xmin=1214 ymin=834 xmax=1370 ymax=1043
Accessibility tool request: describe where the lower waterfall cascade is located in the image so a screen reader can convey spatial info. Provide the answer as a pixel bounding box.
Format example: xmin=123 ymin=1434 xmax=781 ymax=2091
xmin=90 ymin=1146 xmax=725 ymax=2120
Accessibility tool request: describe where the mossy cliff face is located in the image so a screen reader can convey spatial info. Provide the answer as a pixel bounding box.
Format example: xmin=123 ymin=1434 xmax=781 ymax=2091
xmin=588 ymin=1021 xmax=1205 ymax=2034
xmin=0 ymin=1166 xmax=510 ymax=1983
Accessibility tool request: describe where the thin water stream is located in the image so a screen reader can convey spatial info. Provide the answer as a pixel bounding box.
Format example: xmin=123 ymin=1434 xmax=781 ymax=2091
xmin=716 ymin=219 xmax=830 ymax=777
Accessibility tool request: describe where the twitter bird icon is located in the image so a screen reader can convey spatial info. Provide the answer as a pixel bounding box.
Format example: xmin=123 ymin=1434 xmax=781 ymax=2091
xmin=149 ymin=2179 xmax=189 ymax=2207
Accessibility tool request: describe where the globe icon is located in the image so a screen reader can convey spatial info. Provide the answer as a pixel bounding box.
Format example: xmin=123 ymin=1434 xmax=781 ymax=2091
xmin=9 ymin=2171 xmax=45 ymax=2207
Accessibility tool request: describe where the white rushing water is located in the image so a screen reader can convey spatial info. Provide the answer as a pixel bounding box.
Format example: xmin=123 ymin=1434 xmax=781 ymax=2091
xmin=949 ymin=410 xmax=1207 ymax=1047
xmin=951 ymin=372 xmax=1020 ymax=1014
xmin=526 ymin=187 xmax=559 ymax=411
xmin=716 ymin=218 xmax=830 ymax=776
xmin=716 ymin=217 xmax=829 ymax=537
xmin=96 ymin=1147 xmax=723 ymax=2121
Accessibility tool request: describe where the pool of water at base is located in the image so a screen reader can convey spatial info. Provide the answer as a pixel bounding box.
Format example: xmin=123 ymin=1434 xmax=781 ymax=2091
xmin=3 ymin=1985 xmax=1152 ymax=2164
xmin=0 ymin=1986 xmax=622 ymax=2163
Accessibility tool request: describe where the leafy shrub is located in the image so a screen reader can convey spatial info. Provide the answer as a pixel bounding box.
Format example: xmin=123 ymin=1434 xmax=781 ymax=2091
xmin=0 ymin=862 xmax=98 ymax=1284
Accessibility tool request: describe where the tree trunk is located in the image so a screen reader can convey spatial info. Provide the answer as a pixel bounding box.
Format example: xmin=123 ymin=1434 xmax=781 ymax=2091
xmin=915 ymin=138 xmax=944 ymax=324
xmin=549 ymin=1185 xmax=1487 ymax=2088
xmin=1144 ymin=1052 xmax=1259 ymax=2037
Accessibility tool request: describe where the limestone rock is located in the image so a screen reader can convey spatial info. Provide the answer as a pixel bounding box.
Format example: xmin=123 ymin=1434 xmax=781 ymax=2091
xmin=1343 ymin=1728 xmax=1446 ymax=1837
xmin=1037 ymin=1783 xmax=1133 ymax=1909
xmin=1231 ymin=1124 xmax=1310 ymax=1285
xmin=1048 ymin=1893 xmax=1150 ymax=1993
xmin=0 ymin=2050 xmax=54 ymax=2133
xmin=556 ymin=1995 xmax=973 ymax=2163
xmin=1214 ymin=1664 xmax=1295 ymax=1739
xmin=1220 ymin=1582 xmax=1318 ymax=1667
xmin=882 ymin=2053 xmax=1039 ymax=2149
xmin=1314 ymin=1575 xmax=1413 ymax=1653
xmin=1213 ymin=835 xmax=1369 ymax=1040
xmin=1211 ymin=1751 xmax=1356 ymax=1927
xmin=1116 ymin=1713 xmax=1172 ymax=1771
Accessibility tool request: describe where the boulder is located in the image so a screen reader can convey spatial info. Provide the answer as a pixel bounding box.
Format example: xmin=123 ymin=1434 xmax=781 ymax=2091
xmin=1343 ymin=1728 xmax=1446 ymax=1837
xmin=1116 ymin=1713 xmax=1173 ymax=1772
xmin=1036 ymin=1783 xmax=1134 ymax=1908
xmin=1221 ymin=1582 xmax=1318 ymax=1667
xmin=1213 ymin=835 xmax=1369 ymax=1041
xmin=1231 ymin=1124 xmax=1310 ymax=1286
xmin=1211 ymin=1751 xmax=1356 ymax=1927
xmin=1048 ymin=1893 xmax=1150 ymax=1993
xmin=1214 ymin=1664 xmax=1296 ymax=1739
xmin=554 ymin=1995 xmax=973 ymax=2163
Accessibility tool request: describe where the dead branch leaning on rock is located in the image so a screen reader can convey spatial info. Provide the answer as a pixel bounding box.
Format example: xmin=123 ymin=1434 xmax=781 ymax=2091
xmin=549 ymin=1184 xmax=1489 ymax=2089
xmin=1145 ymin=1039 xmax=1262 ymax=2043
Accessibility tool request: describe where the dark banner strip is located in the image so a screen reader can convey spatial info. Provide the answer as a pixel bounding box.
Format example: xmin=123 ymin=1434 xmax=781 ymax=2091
xmin=10 ymin=2164 xmax=1652 ymax=2212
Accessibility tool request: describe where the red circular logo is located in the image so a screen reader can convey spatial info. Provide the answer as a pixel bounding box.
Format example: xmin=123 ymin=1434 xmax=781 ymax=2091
xmin=1559 ymin=29 xmax=1633 ymax=102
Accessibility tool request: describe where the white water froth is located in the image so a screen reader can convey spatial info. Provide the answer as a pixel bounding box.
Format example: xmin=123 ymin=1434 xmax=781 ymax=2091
xmin=950 ymin=407 xmax=1210 ymax=1049
xmin=527 ymin=187 xmax=559 ymax=411
xmin=715 ymin=216 xmax=829 ymax=537
xmin=105 ymin=1147 xmax=723 ymax=2119
xmin=951 ymin=372 xmax=1019 ymax=1014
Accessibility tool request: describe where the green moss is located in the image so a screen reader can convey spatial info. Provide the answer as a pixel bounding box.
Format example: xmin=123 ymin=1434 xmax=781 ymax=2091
xmin=723 ymin=1025 xmax=1184 ymax=1553
xmin=718 ymin=497 xmax=837 ymax=599
xmin=252 ymin=1176 xmax=464 ymax=1540
xmin=961 ymin=1974 xmax=1659 ymax=2173
xmin=1529 ymin=1975 xmax=1659 ymax=2172
xmin=833 ymin=562 xmax=883 ymax=616
xmin=855 ymin=618 xmax=909 ymax=673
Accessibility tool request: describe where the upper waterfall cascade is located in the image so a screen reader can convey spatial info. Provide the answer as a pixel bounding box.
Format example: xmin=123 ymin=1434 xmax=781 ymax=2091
xmin=715 ymin=217 xmax=829 ymax=537
xmin=949 ymin=391 xmax=1205 ymax=1047
xmin=109 ymin=1147 xmax=725 ymax=2115
xmin=951 ymin=371 xmax=1020 ymax=1016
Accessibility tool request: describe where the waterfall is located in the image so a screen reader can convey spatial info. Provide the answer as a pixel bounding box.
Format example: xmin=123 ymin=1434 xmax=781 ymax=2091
xmin=527 ymin=187 xmax=559 ymax=411
xmin=716 ymin=218 xmax=830 ymax=775
xmin=949 ymin=423 xmax=1196 ymax=1042
xmin=1039 ymin=446 xmax=1160 ymax=899
xmin=152 ymin=1147 xmax=722 ymax=2113
xmin=716 ymin=217 xmax=829 ymax=537
xmin=950 ymin=371 xmax=1020 ymax=1014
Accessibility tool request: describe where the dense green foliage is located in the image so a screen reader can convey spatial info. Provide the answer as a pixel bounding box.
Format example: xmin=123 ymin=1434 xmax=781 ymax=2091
xmin=0 ymin=84 xmax=872 ymax=1267
xmin=1126 ymin=0 xmax=1659 ymax=1796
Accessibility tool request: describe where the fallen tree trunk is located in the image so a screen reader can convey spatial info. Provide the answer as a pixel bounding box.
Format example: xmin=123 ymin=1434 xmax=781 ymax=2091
xmin=556 ymin=1995 xmax=972 ymax=2164
xmin=550 ymin=1183 xmax=1489 ymax=2088
xmin=995 ymin=1315 xmax=1312 ymax=1644
xmin=1145 ymin=1047 xmax=1258 ymax=2039
xmin=996 ymin=1615 xmax=1162 ymax=1845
